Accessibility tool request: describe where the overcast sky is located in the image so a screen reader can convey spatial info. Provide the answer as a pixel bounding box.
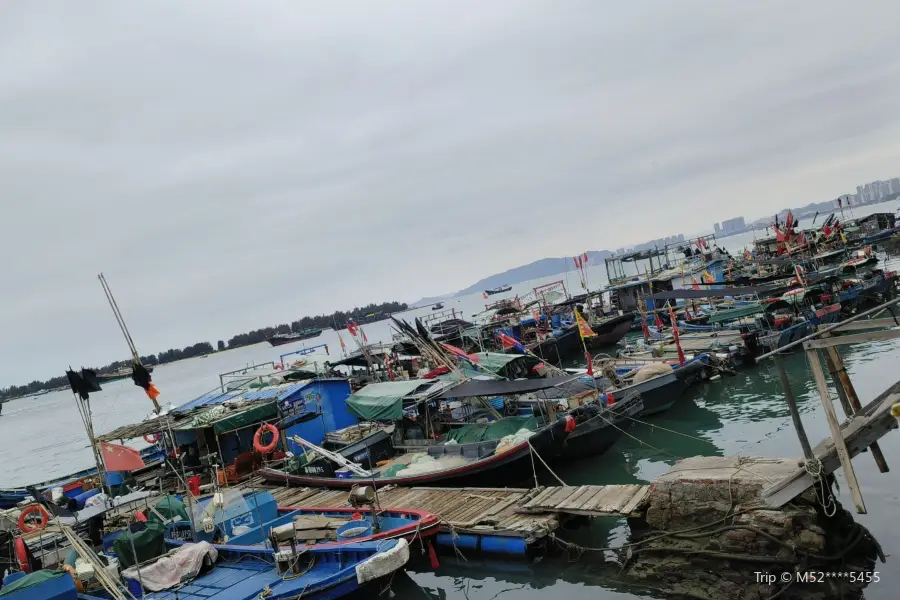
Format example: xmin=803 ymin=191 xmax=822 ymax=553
xmin=3 ymin=1 xmax=900 ymax=385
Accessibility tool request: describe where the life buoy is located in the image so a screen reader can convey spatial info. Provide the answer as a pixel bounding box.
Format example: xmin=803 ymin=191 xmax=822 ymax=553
xmin=144 ymin=432 xmax=160 ymax=444
xmin=253 ymin=424 xmax=279 ymax=454
xmin=17 ymin=504 xmax=49 ymax=534
xmin=14 ymin=536 xmax=30 ymax=573
xmin=564 ymin=415 xmax=577 ymax=433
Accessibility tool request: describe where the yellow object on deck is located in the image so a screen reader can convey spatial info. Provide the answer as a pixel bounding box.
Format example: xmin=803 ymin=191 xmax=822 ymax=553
xmin=891 ymin=402 xmax=899 ymax=417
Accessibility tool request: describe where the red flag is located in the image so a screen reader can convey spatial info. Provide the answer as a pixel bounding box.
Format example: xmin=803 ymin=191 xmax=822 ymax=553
xmin=654 ymin=312 xmax=665 ymax=330
xmin=585 ymin=350 xmax=593 ymax=376
xmin=482 ymin=291 xmax=488 ymax=300
xmin=101 ymin=441 xmax=146 ymax=472
xmin=440 ymin=342 xmax=480 ymax=363
xmin=641 ymin=314 xmax=651 ymax=341
xmin=583 ymin=252 xmax=589 ymax=263
xmin=361 ymin=327 xmax=368 ymax=342
xmin=668 ymin=306 xmax=685 ymax=365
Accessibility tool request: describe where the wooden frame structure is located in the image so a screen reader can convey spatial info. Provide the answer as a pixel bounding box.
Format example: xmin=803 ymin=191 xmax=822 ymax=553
xmin=756 ymin=296 xmax=900 ymax=512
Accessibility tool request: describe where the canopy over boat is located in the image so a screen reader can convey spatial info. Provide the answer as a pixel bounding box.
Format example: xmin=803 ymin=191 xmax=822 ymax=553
xmin=344 ymin=379 xmax=454 ymax=421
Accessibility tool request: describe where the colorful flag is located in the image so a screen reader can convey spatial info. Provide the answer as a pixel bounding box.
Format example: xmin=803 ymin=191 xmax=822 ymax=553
xmin=347 ymin=322 xmax=358 ymax=337
xmin=497 ymin=332 xmax=526 ymax=353
xmin=691 ymin=275 xmax=700 ymax=290
xmin=101 ymin=441 xmax=146 ymax=472
xmin=667 ymin=306 xmax=685 ymax=365
xmin=575 ymin=309 xmax=595 ymax=338
xmin=338 ymin=331 xmax=347 ymax=353
xmin=440 ymin=342 xmax=480 ymax=363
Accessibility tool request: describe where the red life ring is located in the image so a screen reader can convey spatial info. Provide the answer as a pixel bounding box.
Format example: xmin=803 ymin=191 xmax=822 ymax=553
xmin=17 ymin=505 xmax=49 ymax=534
xmin=144 ymin=432 xmax=161 ymax=444
xmin=14 ymin=536 xmax=30 ymax=573
xmin=253 ymin=424 xmax=280 ymax=454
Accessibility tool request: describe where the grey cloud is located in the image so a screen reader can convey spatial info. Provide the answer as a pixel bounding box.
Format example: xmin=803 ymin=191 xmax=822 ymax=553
xmin=2 ymin=0 xmax=900 ymax=383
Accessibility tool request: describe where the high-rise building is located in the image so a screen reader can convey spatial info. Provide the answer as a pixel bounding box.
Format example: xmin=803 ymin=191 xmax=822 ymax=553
xmin=714 ymin=223 xmax=721 ymax=234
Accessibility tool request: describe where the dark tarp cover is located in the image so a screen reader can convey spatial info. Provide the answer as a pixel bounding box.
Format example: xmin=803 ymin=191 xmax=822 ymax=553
xmin=211 ymin=402 xmax=278 ymax=434
xmin=437 ymin=374 xmax=580 ymax=399
xmin=112 ymin=521 xmax=167 ymax=569
xmin=444 ymin=416 xmax=538 ymax=443
xmin=0 ymin=570 xmax=69 ymax=596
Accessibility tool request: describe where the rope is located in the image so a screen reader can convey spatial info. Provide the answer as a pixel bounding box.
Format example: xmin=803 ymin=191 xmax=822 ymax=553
xmin=527 ymin=440 xmax=567 ymax=486
xmin=804 ymin=457 xmax=837 ymax=517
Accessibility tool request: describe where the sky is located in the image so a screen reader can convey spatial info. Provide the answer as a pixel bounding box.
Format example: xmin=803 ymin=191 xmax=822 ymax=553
xmin=2 ymin=1 xmax=900 ymax=385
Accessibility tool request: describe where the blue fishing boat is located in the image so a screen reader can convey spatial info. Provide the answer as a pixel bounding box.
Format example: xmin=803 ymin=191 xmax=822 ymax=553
xmin=3 ymin=539 xmax=410 ymax=600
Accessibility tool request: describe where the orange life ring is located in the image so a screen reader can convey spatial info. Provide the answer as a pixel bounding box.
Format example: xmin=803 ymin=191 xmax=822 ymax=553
xmin=17 ymin=505 xmax=49 ymax=534
xmin=144 ymin=432 xmax=161 ymax=444
xmin=253 ymin=424 xmax=279 ymax=454
xmin=14 ymin=536 xmax=30 ymax=573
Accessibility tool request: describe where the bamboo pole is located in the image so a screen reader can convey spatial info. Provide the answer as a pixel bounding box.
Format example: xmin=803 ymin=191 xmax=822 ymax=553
xmin=805 ymin=346 xmax=866 ymax=514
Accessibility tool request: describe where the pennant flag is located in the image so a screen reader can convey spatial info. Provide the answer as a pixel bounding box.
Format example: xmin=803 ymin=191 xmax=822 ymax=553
xmin=101 ymin=441 xmax=146 ymax=472
xmin=667 ymin=306 xmax=685 ymax=365
xmin=482 ymin=292 xmax=489 ymax=300
xmin=702 ymin=270 xmax=715 ymax=284
xmin=497 ymin=332 xmax=526 ymax=353
xmin=575 ymin=309 xmax=595 ymax=338
xmin=573 ymin=256 xmax=580 ymax=268
xmin=583 ymin=251 xmax=589 ymax=263
xmin=346 ymin=321 xmax=358 ymax=337
xmin=585 ymin=350 xmax=594 ymax=376
xmin=654 ymin=312 xmax=665 ymax=331
xmin=691 ymin=275 xmax=700 ymax=291
xmin=361 ymin=327 xmax=368 ymax=343
xmin=338 ymin=331 xmax=347 ymax=353
xmin=641 ymin=314 xmax=651 ymax=341
xmin=743 ymin=248 xmax=751 ymax=261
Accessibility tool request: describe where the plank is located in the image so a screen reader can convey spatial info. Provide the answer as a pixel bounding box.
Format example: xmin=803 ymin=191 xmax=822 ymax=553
xmin=521 ymin=487 xmax=557 ymax=509
xmin=582 ymin=485 xmax=621 ymax=512
xmin=826 ymin=318 xmax=900 ymax=332
xmin=595 ymin=485 xmax=642 ymax=513
xmin=806 ymin=348 xmax=866 ymax=514
xmin=804 ymin=329 xmax=900 ymax=349
xmin=541 ymin=486 xmax=576 ymax=508
xmin=619 ymin=485 xmax=651 ymax=514
xmin=575 ymin=487 xmax=609 ymax=512
xmin=556 ymin=485 xmax=593 ymax=511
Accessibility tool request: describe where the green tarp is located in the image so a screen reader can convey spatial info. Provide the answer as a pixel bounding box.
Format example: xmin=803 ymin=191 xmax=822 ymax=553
xmin=706 ymin=304 xmax=763 ymax=324
xmin=344 ymin=380 xmax=425 ymax=421
xmin=0 ymin=570 xmax=68 ymax=596
xmin=444 ymin=416 xmax=538 ymax=444
xmin=151 ymin=496 xmax=190 ymax=524
xmin=112 ymin=521 xmax=167 ymax=569
xmin=472 ymin=352 xmax=522 ymax=374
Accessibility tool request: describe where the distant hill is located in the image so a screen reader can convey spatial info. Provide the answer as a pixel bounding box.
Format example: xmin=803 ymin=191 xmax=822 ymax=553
xmin=412 ymin=250 xmax=612 ymax=306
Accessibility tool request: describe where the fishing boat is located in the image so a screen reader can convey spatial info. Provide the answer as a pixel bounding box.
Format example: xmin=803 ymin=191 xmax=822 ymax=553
xmin=267 ymin=328 xmax=324 ymax=346
xmin=584 ymin=311 xmax=636 ymax=349
xmin=484 ymin=284 xmax=512 ymax=295
xmin=258 ymin=379 xmax=572 ymax=489
xmin=4 ymin=539 xmax=411 ymax=600
xmin=431 ymin=302 xmax=444 ymax=310
xmin=95 ymin=365 xmax=154 ymax=384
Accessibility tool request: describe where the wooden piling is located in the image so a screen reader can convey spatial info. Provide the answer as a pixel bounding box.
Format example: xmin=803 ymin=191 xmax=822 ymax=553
xmin=820 ymin=333 xmax=889 ymax=474
xmin=805 ymin=346 xmax=867 ymax=514
xmin=773 ymin=354 xmax=814 ymax=461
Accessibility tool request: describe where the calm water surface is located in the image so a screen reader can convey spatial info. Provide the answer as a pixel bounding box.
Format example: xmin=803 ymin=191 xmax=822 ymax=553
xmin=2 ymin=217 xmax=899 ymax=599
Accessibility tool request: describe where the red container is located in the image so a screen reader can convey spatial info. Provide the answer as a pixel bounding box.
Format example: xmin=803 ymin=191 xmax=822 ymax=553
xmin=187 ymin=475 xmax=201 ymax=497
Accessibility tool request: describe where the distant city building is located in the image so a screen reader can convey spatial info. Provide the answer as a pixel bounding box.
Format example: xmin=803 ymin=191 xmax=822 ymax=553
xmin=714 ymin=223 xmax=721 ymax=234
xmin=720 ymin=217 xmax=745 ymax=235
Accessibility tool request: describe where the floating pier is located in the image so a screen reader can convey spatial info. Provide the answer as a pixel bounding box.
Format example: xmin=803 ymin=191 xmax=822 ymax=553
xmin=238 ymin=481 xmax=649 ymax=555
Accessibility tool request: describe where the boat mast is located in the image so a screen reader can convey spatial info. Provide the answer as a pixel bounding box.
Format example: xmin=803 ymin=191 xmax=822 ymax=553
xmin=98 ymin=273 xmax=160 ymax=412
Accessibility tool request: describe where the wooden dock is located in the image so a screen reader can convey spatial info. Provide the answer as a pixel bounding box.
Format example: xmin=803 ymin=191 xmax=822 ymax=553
xmin=237 ymin=481 xmax=651 ymax=549
xmin=761 ymin=378 xmax=900 ymax=508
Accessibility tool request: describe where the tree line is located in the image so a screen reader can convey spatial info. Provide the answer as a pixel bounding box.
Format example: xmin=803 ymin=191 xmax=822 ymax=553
xmin=0 ymin=301 xmax=406 ymax=400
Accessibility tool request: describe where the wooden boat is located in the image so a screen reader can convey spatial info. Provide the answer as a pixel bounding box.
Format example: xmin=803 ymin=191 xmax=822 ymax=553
xmin=267 ymin=328 xmax=324 ymax=346
xmin=96 ymin=365 xmax=154 ymax=384
xmin=259 ymin=416 xmax=570 ymax=489
xmin=484 ymin=284 xmax=512 ymax=295
xmin=584 ymin=312 xmax=636 ymax=349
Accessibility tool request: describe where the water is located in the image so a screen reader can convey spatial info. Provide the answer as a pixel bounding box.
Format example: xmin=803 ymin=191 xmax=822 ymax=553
xmin=2 ymin=222 xmax=899 ymax=598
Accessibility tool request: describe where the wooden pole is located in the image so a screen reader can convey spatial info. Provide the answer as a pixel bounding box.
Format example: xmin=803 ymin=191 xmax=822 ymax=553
xmin=805 ymin=346 xmax=867 ymax=514
xmin=820 ymin=334 xmax=889 ymax=474
xmin=773 ymin=355 xmax=813 ymax=461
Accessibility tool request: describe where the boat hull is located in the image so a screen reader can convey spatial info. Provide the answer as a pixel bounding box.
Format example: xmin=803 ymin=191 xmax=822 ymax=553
xmin=560 ymin=395 xmax=643 ymax=460
xmin=268 ymin=330 xmax=323 ymax=346
xmin=585 ymin=313 xmax=636 ymax=349
xmin=259 ymin=419 xmax=569 ymax=489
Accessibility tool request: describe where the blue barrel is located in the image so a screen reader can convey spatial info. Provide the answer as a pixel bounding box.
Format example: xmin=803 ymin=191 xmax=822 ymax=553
xmin=72 ymin=488 xmax=101 ymax=509
xmin=551 ymin=314 xmax=562 ymax=328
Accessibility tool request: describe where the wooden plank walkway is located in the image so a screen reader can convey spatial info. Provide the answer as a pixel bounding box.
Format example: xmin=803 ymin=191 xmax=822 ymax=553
xmin=260 ymin=485 xmax=560 ymax=544
xmin=517 ymin=484 xmax=649 ymax=517
xmin=762 ymin=380 xmax=900 ymax=508
xmin=233 ymin=482 xmax=652 ymax=546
